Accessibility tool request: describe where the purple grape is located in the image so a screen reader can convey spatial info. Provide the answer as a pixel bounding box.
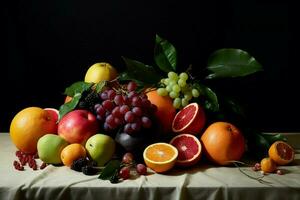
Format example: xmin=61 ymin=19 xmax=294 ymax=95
xmin=114 ymin=117 xmax=122 ymax=126
xmin=107 ymin=90 xmax=116 ymax=100
xmin=119 ymin=167 xmax=130 ymax=180
xmin=124 ymin=111 xmax=135 ymax=123
xmin=141 ymin=116 xmax=152 ymax=128
xmin=122 ymin=95 xmax=130 ymax=105
xmin=131 ymin=96 xmax=142 ymax=107
xmin=105 ymin=114 xmax=115 ymax=125
xmin=94 ymin=103 xmax=101 ymax=110
xmin=100 ymin=92 xmax=108 ymax=100
xmin=120 ymin=105 xmax=130 ymax=115
xmin=102 ymin=100 xmax=114 ymax=111
xmin=131 ymin=121 xmax=141 ymax=132
xmin=114 ymin=94 xmax=124 ymax=105
xmin=112 ymin=106 xmax=121 ymax=118
xmin=132 ymin=107 xmax=142 ymax=117
xmin=127 ymin=81 xmax=137 ymax=92
xmin=96 ymin=105 xmax=106 ymax=117
xmin=141 ymin=99 xmax=151 ymax=108
xmin=128 ymin=91 xmax=137 ymax=99
xmin=103 ymin=122 xmax=110 ymax=131
xmin=124 ymin=123 xmax=133 ymax=134
xmin=96 ymin=115 xmax=104 ymax=122
xmin=136 ymin=164 xmax=147 ymax=175
xmin=122 ymin=152 xmax=134 ymax=164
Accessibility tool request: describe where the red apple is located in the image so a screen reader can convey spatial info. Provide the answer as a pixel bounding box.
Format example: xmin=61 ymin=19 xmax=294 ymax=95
xmin=58 ymin=110 xmax=99 ymax=144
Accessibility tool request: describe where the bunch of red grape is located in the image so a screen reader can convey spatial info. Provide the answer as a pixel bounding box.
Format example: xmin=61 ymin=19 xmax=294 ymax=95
xmin=94 ymin=81 xmax=156 ymax=135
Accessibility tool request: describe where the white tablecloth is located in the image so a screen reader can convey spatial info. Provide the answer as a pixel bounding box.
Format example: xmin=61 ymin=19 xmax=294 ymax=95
xmin=1 ymin=133 xmax=300 ymax=200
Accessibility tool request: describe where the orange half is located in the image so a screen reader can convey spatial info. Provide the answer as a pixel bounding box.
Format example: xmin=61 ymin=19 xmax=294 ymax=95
xmin=269 ymin=141 xmax=295 ymax=165
xmin=143 ymin=143 xmax=178 ymax=173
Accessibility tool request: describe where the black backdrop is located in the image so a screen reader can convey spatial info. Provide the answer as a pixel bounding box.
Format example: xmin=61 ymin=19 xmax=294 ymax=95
xmin=2 ymin=1 xmax=294 ymax=132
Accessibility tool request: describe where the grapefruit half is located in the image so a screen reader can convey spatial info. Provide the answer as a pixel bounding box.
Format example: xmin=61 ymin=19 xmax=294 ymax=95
xmin=172 ymin=103 xmax=205 ymax=134
xmin=170 ymin=133 xmax=202 ymax=167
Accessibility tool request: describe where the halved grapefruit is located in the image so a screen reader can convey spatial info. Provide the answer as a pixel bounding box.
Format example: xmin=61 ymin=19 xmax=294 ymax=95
xmin=172 ymin=103 xmax=205 ymax=134
xmin=170 ymin=134 xmax=202 ymax=167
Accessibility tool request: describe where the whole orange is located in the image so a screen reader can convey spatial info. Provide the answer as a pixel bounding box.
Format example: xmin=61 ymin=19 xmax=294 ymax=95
xmin=200 ymin=122 xmax=245 ymax=165
xmin=260 ymin=157 xmax=277 ymax=173
xmin=60 ymin=143 xmax=86 ymax=166
xmin=146 ymin=90 xmax=176 ymax=134
xmin=10 ymin=107 xmax=58 ymax=153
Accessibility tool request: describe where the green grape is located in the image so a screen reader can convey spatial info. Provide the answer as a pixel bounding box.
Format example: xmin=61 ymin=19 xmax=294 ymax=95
xmin=181 ymin=98 xmax=189 ymax=107
xmin=166 ymin=85 xmax=172 ymax=92
xmin=184 ymin=91 xmax=193 ymax=101
xmin=172 ymin=84 xmax=181 ymax=93
xmin=192 ymin=88 xmax=200 ymax=98
xmin=157 ymin=88 xmax=168 ymax=96
xmin=168 ymin=71 xmax=179 ymax=81
xmin=164 ymin=78 xmax=170 ymax=85
xmin=169 ymin=91 xmax=179 ymax=99
xmin=179 ymin=72 xmax=188 ymax=81
xmin=168 ymin=80 xmax=176 ymax=87
xmin=173 ymin=98 xmax=181 ymax=109
xmin=160 ymin=78 xmax=165 ymax=84
xmin=178 ymin=79 xmax=186 ymax=87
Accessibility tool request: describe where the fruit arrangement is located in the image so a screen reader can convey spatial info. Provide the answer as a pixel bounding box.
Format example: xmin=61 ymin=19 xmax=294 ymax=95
xmin=9 ymin=35 xmax=296 ymax=183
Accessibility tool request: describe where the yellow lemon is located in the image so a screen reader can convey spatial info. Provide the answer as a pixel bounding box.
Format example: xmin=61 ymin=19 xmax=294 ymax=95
xmin=84 ymin=62 xmax=118 ymax=83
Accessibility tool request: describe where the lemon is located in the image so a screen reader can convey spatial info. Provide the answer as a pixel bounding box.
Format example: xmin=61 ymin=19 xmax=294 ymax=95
xmin=84 ymin=62 xmax=118 ymax=83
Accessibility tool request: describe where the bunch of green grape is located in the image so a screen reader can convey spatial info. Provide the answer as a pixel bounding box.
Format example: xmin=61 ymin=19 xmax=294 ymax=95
xmin=157 ymin=71 xmax=200 ymax=109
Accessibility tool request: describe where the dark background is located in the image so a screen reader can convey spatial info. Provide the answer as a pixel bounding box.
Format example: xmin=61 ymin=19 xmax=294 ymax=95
xmin=2 ymin=1 xmax=294 ymax=132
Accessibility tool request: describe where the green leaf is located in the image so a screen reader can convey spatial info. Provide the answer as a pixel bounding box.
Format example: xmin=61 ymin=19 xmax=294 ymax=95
xmin=261 ymin=133 xmax=287 ymax=144
xmin=95 ymin=81 xmax=107 ymax=93
xmin=98 ymin=160 xmax=121 ymax=180
xmin=122 ymin=57 xmax=162 ymax=84
xmin=58 ymin=93 xmax=82 ymax=121
xmin=154 ymin=34 xmax=177 ymax=72
xmin=64 ymin=81 xmax=93 ymax=97
xmin=206 ymin=49 xmax=263 ymax=79
xmin=193 ymin=83 xmax=219 ymax=112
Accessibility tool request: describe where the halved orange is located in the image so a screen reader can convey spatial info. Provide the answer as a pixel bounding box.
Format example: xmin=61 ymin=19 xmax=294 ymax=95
xmin=268 ymin=141 xmax=295 ymax=165
xmin=143 ymin=143 xmax=178 ymax=173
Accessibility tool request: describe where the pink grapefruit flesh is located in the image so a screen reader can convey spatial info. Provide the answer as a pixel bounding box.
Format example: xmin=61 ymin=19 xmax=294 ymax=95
xmin=170 ymin=133 xmax=202 ymax=167
xmin=172 ymin=103 xmax=206 ymax=134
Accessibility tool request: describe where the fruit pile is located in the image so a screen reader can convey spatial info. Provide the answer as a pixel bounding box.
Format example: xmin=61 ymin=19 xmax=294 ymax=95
xmin=8 ymin=35 xmax=296 ymax=182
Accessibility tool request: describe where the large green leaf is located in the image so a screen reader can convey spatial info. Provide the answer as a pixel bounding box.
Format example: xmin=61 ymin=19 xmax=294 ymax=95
xmin=206 ymin=49 xmax=263 ymax=79
xmin=122 ymin=57 xmax=162 ymax=84
xmin=154 ymin=35 xmax=177 ymax=72
xmin=58 ymin=93 xmax=82 ymax=121
xmin=98 ymin=160 xmax=121 ymax=181
xmin=64 ymin=81 xmax=93 ymax=97
xmin=193 ymin=83 xmax=219 ymax=112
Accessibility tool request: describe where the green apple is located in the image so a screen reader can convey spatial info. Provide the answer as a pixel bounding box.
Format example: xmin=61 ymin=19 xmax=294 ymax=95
xmin=37 ymin=134 xmax=68 ymax=164
xmin=85 ymin=134 xmax=115 ymax=166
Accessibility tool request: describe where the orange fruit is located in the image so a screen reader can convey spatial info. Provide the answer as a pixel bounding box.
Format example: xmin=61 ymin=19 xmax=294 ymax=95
xmin=200 ymin=122 xmax=245 ymax=165
xmin=143 ymin=143 xmax=178 ymax=173
xmin=146 ymin=90 xmax=176 ymax=134
xmin=170 ymin=133 xmax=202 ymax=167
xmin=260 ymin=157 xmax=277 ymax=173
xmin=172 ymin=103 xmax=206 ymax=134
xmin=10 ymin=107 xmax=58 ymax=153
xmin=268 ymin=141 xmax=295 ymax=165
xmin=60 ymin=143 xmax=86 ymax=166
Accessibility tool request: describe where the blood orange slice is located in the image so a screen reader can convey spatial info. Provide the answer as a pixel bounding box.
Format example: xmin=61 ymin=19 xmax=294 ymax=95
xmin=172 ymin=103 xmax=205 ymax=134
xmin=268 ymin=141 xmax=295 ymax=165
xmin=170 ymin=134 xmax=202 ymax=167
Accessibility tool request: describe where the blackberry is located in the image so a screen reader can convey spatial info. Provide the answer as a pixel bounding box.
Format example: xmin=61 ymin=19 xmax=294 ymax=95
xmin=71 ymin=158 xmax=88 ymax=172
xmin=82 ymin=166 xmax=98 ymax=175
xmin=77 ymin=91 xmax=100 ymax=110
